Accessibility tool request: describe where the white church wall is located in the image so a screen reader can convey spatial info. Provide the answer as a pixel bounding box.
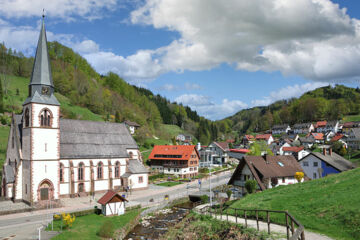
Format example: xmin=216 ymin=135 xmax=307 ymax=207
xmin=22 ymin=160 xmax=31 ymax=202
xmin=31 ymin=161 xmax=59 ymax=202
xmin=14 ymin=163 xmax=23 ymax=200
xmin=31 ymin=128 xmax=59 ymax=160
xmin=31 ymin=104 xmax=59 ymax=128
xmin=129 ymin=173 xmax=148 ymax=189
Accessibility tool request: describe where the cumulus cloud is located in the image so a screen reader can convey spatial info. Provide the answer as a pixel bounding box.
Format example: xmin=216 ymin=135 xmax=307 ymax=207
xmin=175 ymin=94 xmax=247 ymax=120
xmin=0 ymin=0 xmax=119 ymax=21
xmin=251 ymin=82 xmax=329 ymax=106
xmin=127 ymin=0 xmax=360 ymax=82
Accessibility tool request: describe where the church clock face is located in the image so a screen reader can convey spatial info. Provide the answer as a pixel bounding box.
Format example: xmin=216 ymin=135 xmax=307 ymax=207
xmin=41 ymin=86 xmax=50 ymax=95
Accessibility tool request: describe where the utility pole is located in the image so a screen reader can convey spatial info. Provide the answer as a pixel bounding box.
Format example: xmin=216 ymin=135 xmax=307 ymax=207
xmin=209 ymin=156 xmax=212 ymax=207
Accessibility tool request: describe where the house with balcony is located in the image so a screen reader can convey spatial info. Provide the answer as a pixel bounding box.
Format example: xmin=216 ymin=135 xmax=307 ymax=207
xmin=228 ymin=155 xmax=304 ymax=195
xmin=149 ymin=145 xmax=199 ymax=178
xmin=346 ymin=128 xmax=360 ymax=150
xmin=342 ymin=122 xmax=360 ymax=135
xmin=199 ymin=142 xmax=229 ymax=167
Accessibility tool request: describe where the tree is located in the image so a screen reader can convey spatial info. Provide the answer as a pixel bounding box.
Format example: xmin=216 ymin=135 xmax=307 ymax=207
xmin=115 ymin=111 xmax=121 ymax=123
xmin=248 ymin=141 xmax=274 ymax=156
xmin=245 ymin=179 xmax=257 ymax=194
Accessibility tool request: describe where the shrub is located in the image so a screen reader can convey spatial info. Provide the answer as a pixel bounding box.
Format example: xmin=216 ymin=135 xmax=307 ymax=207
xmin=61 ymin=213 xmax=76 ymax=228
xmin=294 ymin=172 xmax=304 ymax=183
xmin=226 ymin=190 xmax=232 ymax=199
xmin=200 ymin=195 xmax=209 ymax=203
xmin=97 ymin=220 xmax=114 ymax=238
xmin=245 ymin=180 xmax=257 ymax=194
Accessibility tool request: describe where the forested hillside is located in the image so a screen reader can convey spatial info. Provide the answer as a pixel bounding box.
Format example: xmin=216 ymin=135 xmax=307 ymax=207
xmin=0 ymin=42 xmax=231 ymax=145
xmin=227 ymin=85 xmax=360 ymax=134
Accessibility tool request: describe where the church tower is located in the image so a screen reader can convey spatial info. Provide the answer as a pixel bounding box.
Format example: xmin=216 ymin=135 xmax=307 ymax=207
xmin=22 ymin=16 xmax=60 ymax=204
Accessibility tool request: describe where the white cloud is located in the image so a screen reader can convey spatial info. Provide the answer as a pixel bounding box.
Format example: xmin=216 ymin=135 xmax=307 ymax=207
xmin=0 ymin=0 xmax=119 ymax=21
xmin=175 ymin=94 xmax=247 ymax=120
xmin=251 ymin=82 xmax=329 ymax=106
xmin=127 ymin=0 xmax=360 ymax=82
xmin=73 ymin=40 xmax=100 ymax=54
xmin=157 ymin=82 xmax=202 ymax=91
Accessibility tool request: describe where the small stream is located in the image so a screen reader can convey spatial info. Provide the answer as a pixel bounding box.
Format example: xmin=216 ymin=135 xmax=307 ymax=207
xmin=124 ymin=201 xmax=198 ymax=240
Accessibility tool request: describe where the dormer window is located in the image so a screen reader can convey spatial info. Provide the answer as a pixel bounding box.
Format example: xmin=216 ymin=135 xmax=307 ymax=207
xmin=40 ymin=109 xmax=52 ymax=127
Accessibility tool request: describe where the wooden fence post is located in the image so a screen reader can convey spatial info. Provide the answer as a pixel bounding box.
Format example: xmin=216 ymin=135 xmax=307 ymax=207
xmin=286 ymin=213 xmax=290 ymax=240
xmin=291 ymin=218 xmax=295 ymax=235
xmin=301 ymin=230 xmax=305 ymax=240
xmin=235 ymin=209 xmax=237 ymax=224
xmin=256 ymin=210 xmax=259 ymax=231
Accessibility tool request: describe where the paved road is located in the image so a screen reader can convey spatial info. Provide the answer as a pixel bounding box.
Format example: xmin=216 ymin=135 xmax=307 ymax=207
xmin=0 ymin=171 xmax=232 ymax=240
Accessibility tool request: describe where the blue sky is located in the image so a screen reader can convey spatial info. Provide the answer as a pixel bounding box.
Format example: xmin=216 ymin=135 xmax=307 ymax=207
xmin=1 ymin=0 xmax=360 ymax=120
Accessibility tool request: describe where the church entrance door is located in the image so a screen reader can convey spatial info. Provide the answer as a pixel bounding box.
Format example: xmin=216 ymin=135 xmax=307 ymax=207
xmin=38 ymin=179 xmax=54 ymax=201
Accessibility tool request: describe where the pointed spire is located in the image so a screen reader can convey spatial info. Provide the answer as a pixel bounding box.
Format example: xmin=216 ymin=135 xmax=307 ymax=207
xmin=24 ymin=15 xmax=59 ymax=106
xmin=29 ymin=15 xmax=54 ymax=88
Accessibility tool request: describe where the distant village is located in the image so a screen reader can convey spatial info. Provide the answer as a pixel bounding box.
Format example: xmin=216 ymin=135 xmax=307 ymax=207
xmin=146 ymin=120 xmax=357 ymax=195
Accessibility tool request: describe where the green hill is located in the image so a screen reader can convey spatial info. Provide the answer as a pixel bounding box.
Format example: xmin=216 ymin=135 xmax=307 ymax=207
xmin=226 ymin=84 xmax=360 ymax=134
xmin=228 ymin=168 xmax=360 ymax=239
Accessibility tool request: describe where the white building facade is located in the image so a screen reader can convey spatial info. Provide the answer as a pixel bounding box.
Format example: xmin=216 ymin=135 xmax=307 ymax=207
xmin=1 ymin=19 xmax=148 ymax=205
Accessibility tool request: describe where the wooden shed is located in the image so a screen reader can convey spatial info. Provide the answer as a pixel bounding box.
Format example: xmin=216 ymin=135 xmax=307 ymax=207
xmin=98 ymin=190 xmax=128 ymax=216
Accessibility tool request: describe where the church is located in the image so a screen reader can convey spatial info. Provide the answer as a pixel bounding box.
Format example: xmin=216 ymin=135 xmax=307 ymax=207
xmin=1 ymin=18 xmax=149 ymax=205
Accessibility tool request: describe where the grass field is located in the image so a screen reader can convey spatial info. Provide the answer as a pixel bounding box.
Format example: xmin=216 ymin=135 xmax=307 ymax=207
xmin=0 ymin=126 xmax=10 ymax=169
xmin=226 ymin=168 xmax=360 ymax=240
xmin=156 ymin=181 xmax=183 ymax=187
xmin=49 ymin=209 xmax=140 ymax=239
xmin=343 ymin=114 xmax=360 ymax=122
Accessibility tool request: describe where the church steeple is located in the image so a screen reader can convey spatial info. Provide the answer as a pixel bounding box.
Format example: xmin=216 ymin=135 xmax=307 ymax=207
xmin=24 ymin=15 xmax=59 ymax=106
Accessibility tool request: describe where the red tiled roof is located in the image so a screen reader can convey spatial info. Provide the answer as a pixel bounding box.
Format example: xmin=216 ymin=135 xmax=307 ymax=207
xmin=98 ymin=190 xmax=128 ymax=205
xmin=331 ymin=134 xmax=344 ymax=142
xmin=226 ymin=139 xmax=235 ymax=143
xmin=343 ymin=122 xmax=354 ymax=128
xmin=148 ymin=145 xmax=199 ymax=160
xmin=230 ymin=149 xmax=250 ymax=153
xmin=245 ymin=135 xmax=255 ymax=140
xmin=282 ymin=146 xmax=304 ymax=153
xmin=315 ymin=121 xmax=327 ymax=128
xmin=311 ymin=133 xmax=324 ymax=140
xmin=256 ymin=134 xmax=272 ymax=140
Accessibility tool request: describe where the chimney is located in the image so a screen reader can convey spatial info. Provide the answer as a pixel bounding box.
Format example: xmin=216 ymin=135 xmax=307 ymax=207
xmin=323 ymin=148 xmax=326 ymax=156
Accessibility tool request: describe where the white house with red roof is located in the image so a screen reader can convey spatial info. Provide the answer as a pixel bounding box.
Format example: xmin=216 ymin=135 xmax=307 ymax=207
xmin=98 ymin=190 xmax=128 ymax=216
xmin=281 ymin=146 xmax=310 ymax=160
xmin=149 ymin=145 xmax=199 ymax=178
xmin=255 ymin=134 xmax=274 ymax=145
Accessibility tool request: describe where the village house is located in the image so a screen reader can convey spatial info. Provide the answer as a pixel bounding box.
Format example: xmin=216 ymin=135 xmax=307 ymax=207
xmin=228 ymin=149 xmax=250 ymax=160
xmin=292 ymin=123 xmax=314 ymax=134
xmin=255 ymin=134 xmax=274 ymax=145
xmin=342 ymin=122 xmax=360 ymax=135
xmin=298 ymin=149 xmax=355 ymax=179
xmin=310 ymin=133 xmax=324 ymax=143
xmin=330 ymin=134 xmax=347 ymax=148
xmin=271 ymin=124 xmax=291 ymax=135
xmin=315 ymin=121 xmax=328 ymax=133
xmin=176 ymin=134 xmax=192 ymax=144
xmin=98 ymin=190 xmax=128 ymax=216
xmin=281 ymin=146 xmax=310 ymax=160
xmin=346 ymin=128 xmax=360 ymax=150
xmin=242 ymin=135 xmax=255 ymax=146
xmin=199 ymin=142 xmax=229 ymax=167
xmin=228 ymin=155 xmax=304 ymax=195
xmin=1 ymin=19 xmax=149 ymax=205
xmin=149 ymin=145 xmax=199 ymax=178
xmin=124 ymin=120 xmax=140 ymax=135
xmin=299 ymin=136 xmax=315 ymax=149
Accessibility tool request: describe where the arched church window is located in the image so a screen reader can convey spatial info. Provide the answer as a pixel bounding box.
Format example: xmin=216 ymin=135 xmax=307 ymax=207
xmin=115 ymin=161 xmax=120 ymax=178
xmin=97 ymin=162 xmax=103 ymax=179
xmin=39 ymin=109 xmax=52 ymax=127
xmin=59 ymin=164 xmax=64 ymax=182
xmin=25 ymin=108 xmax=30 ymax=127
xmin=78 ymin=163 xmax=84 ymax=180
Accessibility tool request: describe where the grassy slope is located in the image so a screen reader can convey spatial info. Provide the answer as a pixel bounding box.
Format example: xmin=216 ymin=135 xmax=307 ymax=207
xmin=50 ymin=209 xmax=140 ymax=239
xmin=229 ymin=168 xmax=360 ymax=240
xmin=343 ymin=114 xmax=360 ymax=122
xmin=0 ymin=75 xmax=103 ymax=170
xmin=0 ymin=126 xmax=10 ymax=168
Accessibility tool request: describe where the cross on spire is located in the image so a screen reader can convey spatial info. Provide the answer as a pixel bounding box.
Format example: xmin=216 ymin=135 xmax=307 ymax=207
xmin=42 ymin=9 xmax=45 ymax=19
